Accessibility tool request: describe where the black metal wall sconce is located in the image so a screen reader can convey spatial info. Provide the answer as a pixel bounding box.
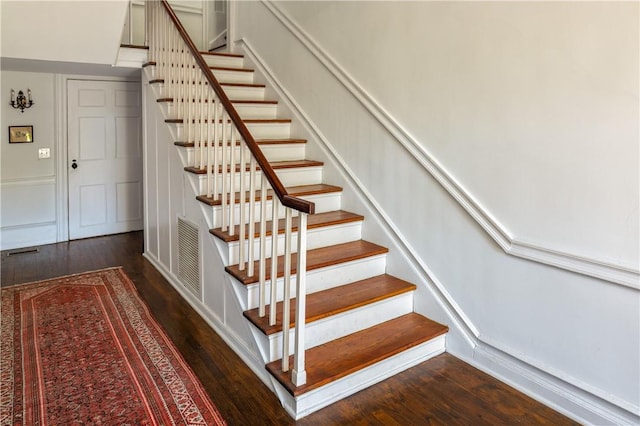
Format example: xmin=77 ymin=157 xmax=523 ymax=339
xmin=10 ymin=89 xmax=34 ymax=113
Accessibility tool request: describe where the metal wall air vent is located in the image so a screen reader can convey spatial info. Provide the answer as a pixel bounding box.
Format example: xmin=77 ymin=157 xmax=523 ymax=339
xmin=177 ymin=216 xmax=201 ymax=300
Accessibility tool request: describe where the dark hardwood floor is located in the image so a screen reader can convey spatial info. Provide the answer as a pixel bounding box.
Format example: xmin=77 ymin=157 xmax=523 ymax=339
xmin=1 ymin=232 xmax=578 ymax=425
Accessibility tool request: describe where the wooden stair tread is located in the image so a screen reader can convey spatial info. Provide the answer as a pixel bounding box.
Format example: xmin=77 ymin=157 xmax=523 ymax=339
xmin=244 ymin=274 xmax=416 ymax=335
xmin=220 ymin=82 xmax=265 ymax=88
xmin=196 ymin=183 xmax=342 ymax=207
xmin=174 ymin=139 xmax=307 ymax=148
xmin=150 ymin=79 xmax=212 ymax=86
xmin=226 ymin=240 xmax=389 ymax=285
xmin=174 ymin=138 xmax=306 ymax=148
xmin=121 ymin=44 xmax=148 ymax=49
xmin=210 ymin=66 xmax=254 ymax=73
xmin=231 ymin=100 xmax=278 ymax=104
xmin=267 ymin=313 xmax=448 ymax=396
xmin=211 ymin=210 xmax=362 ymax=242
xmin=184 ymin=159 xmax=323 ymax=175
xmin=255 ymin=138 xmax=307 ymax=145
xmin=201 ymin=51 xmax=243 ymax=58
xmin=165 ymin=118 xmax=291 ymax=124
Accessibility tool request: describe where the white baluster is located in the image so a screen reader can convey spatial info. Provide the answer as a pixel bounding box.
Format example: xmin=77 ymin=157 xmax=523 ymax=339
xmin=206 ymin=92 xmax=212 ymax=198
xmin=282 ymin=208 xmax=293 ymax=372
xmin=238 ymin=137 xmax=246 ymax=271
xmin=193 ymin=70 xmax=199 ymax=168
xmin=292 ymin=212 xmax=307 ymax=386
xmin=228 ymin=127 xmax=236 ymax=236
xmin=212 ymin=101 xmax=220 ymax=200
xmin=258 ymin=176 xmax=267 ymax=317
xmin=196 ymin=72 xmax=204 ymax=168
xmin=186 ymin=57 xmax=192 ymax=149
xmin=247 ymin=156 xmax=256 ymax=277
xmin=221 ymin=108 xmax=228 ymax=231
xmin=269 ymin=197 xmax=279 ymax=326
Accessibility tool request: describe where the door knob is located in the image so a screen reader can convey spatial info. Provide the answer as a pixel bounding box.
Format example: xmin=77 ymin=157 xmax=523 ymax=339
xmin=71 ymin=160 xmax=78 ymax=169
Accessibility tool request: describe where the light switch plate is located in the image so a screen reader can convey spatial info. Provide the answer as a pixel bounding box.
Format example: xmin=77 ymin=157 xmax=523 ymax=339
xmin=38 ymin=148 xmax=50 ymax=159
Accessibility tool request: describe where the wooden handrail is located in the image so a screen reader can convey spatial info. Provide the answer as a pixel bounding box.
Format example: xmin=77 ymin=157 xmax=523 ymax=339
xmin=159 ymin=1 xmax=314 ymax=215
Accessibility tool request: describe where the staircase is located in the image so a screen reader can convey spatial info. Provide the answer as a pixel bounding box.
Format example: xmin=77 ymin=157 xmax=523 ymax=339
xmin=144 ymin=2 xmax=447 ymax=419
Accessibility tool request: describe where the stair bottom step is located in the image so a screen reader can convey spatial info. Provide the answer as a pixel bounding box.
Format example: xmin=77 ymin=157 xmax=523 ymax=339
xmin=267 ymin=313 xmax=448 ymax=397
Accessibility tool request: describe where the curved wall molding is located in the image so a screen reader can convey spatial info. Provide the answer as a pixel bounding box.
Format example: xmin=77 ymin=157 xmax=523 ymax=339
xmin=258 ymin=0 xmax=639 ymax=290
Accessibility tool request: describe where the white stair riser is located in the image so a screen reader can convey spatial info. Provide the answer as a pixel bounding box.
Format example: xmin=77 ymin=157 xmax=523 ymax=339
xmin=183 ymin=144 xmax=307 ymax=165
xmin=202 ymin=55 xmax=244 ymax=68
xmin=233 ymin=103 xmax=279 ymax=120
xmin=202 ymin=191 xmax=343 ymax=229
xmin=169 ymin=121 xmax=291 ymax=142
xmin=144 ymin=65 xmax=156 ymax=80
xmin=275 ymin=335 xmax=446 ymax=420
xmin=192 ymin=167 xmax=323 ymax=195
xmin=160 ymin=102 xmax=279 ymax=125
xmin=259 ymin=292 xmax=414 ymax=362
xmin=212 ymin=69 xmax=255 ymax=84
xmin=224 ymin=221 xmax=363 ymax=265
xmin=221 ymin=85 xmax=266 ymax=101
xmin=149 ymin=82 xmax=166 ymax=99
xmin=152 ymin=82 xmax=212 ymax=100
xmin=243 ymin=255 xmax=387 ymax=310
xmin=247 ymin=122 xmax=291 ymax=139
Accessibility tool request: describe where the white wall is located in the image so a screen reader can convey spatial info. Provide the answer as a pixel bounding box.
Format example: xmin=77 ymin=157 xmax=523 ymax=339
xmin=1 ymin=71 xmax=58 ymax=249
xmin=1 ymin=1 xmax=128 ymax=65
xmin=275 ymin=0 xmax=639 ymax=272
xmin=233 ymin=1 xmax=640 ymax=423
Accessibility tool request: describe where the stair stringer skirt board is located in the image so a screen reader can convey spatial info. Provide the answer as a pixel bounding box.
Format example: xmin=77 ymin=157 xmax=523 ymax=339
xmin=232 ymin=39 xmax=473 ymax=351
xmin=141 ymin=74 xmax=278 ymax=391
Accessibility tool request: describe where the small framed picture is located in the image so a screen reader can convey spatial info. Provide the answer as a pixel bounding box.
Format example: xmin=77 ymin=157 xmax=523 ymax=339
xmin=9 ymin=125 xmax=33 ymax=143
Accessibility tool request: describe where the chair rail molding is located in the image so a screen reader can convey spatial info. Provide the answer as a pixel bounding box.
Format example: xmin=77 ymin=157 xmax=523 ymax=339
xmin=255 ymin=0 xmax=639 ymax=291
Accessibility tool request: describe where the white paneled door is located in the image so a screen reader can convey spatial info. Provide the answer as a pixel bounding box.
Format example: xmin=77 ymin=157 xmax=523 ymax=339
xmin=68 ymin=80 xmax=143 ymax=240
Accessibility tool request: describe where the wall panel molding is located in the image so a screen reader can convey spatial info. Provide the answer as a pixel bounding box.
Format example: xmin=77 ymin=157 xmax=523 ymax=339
xmin=255 ymin=0 xmax=639 ymax=290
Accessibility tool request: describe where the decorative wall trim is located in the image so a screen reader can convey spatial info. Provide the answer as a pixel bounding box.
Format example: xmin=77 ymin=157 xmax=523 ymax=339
xmin=0 ymin=220 xmax=56 ymax=230
xmin=468 ymin=342 xmax=640 ymax=425
xmin=0 ymin=176 xmax=55 ymax=186
xmin=257 ymin=0 xmax=639 ymax=291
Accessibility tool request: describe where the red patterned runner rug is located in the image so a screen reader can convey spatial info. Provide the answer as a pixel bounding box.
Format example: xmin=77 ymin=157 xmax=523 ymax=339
xmin=1 ymin=267 xmax=226 ymax=425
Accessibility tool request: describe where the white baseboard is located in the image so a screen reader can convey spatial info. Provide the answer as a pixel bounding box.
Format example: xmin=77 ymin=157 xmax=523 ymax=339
xmin=460 ymin=342 xmax=640 ymax=425
xmin=0 ymin=223 xmax=57 ymax=251
xmin=256 ymin=0 xmax=638 ymax=291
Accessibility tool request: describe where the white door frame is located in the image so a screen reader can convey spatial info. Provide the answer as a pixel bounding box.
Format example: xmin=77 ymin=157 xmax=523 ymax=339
xmin=55 ymin=74 xmax=142 ymax=243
